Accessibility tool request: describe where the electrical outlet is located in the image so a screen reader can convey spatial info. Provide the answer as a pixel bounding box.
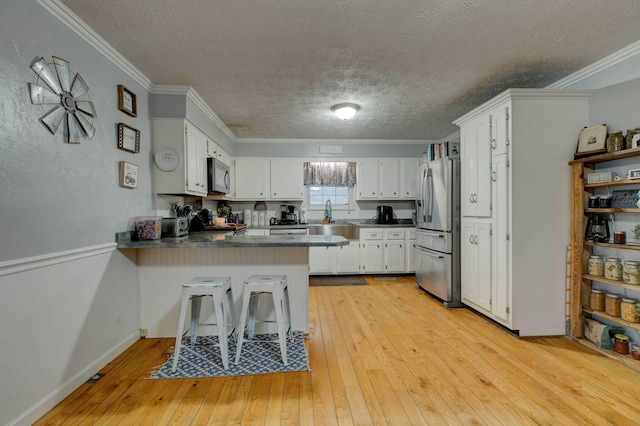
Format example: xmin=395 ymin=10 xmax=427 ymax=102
xmin=140 ymin=329 xmax=148 ymax=338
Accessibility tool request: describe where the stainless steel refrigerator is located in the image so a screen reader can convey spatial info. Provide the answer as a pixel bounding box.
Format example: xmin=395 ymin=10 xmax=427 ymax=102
xmin=415 ymin=142 xmax=462 ymax=307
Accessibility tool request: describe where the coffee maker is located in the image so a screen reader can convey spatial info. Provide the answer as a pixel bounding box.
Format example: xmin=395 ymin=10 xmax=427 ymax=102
xmin=376 ymin=206 xmax=394 ymax=224
xmin=280 ymin=205 xmax=298 ymax=224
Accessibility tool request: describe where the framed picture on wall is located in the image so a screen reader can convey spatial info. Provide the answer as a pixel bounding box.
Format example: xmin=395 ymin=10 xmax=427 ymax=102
xmin=117 ymin=123 xmax=140 ymax=153
xmin=575 ymin=124 xmax=607 ymax=158
xmin=119 ymin=161 xmax=138 ymax=189
xmin=117 ymin=84 xmax=137 ymax=117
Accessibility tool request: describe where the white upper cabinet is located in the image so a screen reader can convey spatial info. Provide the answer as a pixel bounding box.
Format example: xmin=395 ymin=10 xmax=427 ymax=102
xmin=357 ymin=159 xmax=379 ymax=199
xmin=270 ymin=159 xmax=303 ymax=200
xmin=459 ymin=115 xmax=492 ymax=217
xmin=153 ymin=118 xmax=208 ymax=196
xmin=357 ymin=158 xmax=417 ymax=200
xmin=379 ymin=159 xmax=400 ymax=199
xmin=401 ymin=158 xmax=420 ymax=199
xmin=235 ymin=158 xmax=269 ymax=199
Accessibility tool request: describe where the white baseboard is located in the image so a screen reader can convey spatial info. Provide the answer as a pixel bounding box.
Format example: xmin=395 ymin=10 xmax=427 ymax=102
xmin=9 ymin=332 xmax=140 ymax=426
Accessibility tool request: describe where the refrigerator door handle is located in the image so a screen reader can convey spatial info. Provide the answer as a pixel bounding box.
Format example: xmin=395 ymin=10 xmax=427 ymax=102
xmin=416 ymin=245 xmax=444 ymax=259
xmin=426 ymin=168 xmax=434 ymax=222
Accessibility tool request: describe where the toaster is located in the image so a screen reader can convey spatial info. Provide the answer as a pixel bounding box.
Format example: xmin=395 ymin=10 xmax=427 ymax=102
xmin=161 ymin=217 xmax=189 ymax=237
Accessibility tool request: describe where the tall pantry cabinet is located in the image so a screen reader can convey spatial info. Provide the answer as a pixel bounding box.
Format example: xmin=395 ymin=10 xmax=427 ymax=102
xmin=454 ymin=89 xmax=592 ymax=336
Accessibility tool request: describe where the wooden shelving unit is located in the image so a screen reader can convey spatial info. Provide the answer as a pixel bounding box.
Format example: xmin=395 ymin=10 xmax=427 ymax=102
xmin=569 ymin=149 xmax=640 ymax=371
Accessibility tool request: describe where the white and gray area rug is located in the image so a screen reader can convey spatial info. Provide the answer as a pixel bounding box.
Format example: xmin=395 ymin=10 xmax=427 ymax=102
xmin=150 ymin=331 xmax=309 ymax=379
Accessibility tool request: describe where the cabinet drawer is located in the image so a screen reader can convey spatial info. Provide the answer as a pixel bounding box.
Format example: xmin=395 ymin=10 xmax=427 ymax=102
xmin=384 ymin=229 xmax=405 ymax=240
xmin=361 ymin=229 xmax=383 ymax=240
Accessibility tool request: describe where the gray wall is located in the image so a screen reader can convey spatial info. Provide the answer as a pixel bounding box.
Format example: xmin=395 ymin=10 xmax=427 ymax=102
xmin=0 ymin=0 xmax=155 ymax=262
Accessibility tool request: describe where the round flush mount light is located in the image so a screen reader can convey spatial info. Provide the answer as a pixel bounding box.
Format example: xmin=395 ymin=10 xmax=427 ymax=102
xmin=331 ymin=103 xmax=360 ymax=120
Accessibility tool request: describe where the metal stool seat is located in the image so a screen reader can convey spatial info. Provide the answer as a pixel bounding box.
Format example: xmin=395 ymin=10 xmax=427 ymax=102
xmin=172 ymin=276 xmax=236 ymax=371
xmin=235 ymin=274 xmax=292 ymax=366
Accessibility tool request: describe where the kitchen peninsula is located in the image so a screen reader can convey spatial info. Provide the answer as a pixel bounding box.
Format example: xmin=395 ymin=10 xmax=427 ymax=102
xmin=117 ymin=233 xmax=348 ymax=336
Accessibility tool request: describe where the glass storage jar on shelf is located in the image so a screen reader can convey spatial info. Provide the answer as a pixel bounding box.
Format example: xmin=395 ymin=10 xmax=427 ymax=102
xmin=623 ymin=260 xmax=640 ymax=285
xmin=588 ymin=255 xmax=605 ymax=277
xmin=590 ymin=289 xmax=606 ymax=311
xmin=625 ymin=128 xmax=640 ymax=150
xmin=604 ymin=257 xmax=623 ymax=281
xmin=605 ymin=293 xmax=622 ymax=317
xmin=621 ymin=298 xmax=640 ymax=323
xmin=606 ymin=131 xmax=624 ymax=153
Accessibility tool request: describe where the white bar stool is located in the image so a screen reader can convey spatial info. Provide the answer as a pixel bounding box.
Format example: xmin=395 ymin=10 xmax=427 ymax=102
xmin=235 ymin=274 xmax=292 ymax=366
xmin=172 ymin=276 xmax=236 ymax=371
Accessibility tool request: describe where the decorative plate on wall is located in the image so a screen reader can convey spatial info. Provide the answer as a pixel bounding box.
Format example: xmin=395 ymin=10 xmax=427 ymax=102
xmin=28 ymin=56 xmax=96 ymax=144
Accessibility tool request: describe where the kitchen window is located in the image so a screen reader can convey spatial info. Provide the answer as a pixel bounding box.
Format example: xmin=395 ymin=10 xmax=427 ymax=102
xmin=303 ymin=161 xmax=356 ymax=211
xmin=309 ymin=185 xmax=349 ymax=206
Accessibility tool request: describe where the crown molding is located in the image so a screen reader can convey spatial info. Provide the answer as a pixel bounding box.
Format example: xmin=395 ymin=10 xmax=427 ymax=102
xmin=150 ymin=85 xmax=237 ymax=142
xmin=547 ymin=39 xmax=640 ymax=89
xmin=235 ymin=138 xmax=435 ymax=145
xmin=37 ymin=0 xmax=152 ymax=90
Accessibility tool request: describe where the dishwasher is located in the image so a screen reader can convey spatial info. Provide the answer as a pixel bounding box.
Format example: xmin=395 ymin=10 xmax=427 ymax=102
xmin=269 ymin=227 xmax=308 ymax=236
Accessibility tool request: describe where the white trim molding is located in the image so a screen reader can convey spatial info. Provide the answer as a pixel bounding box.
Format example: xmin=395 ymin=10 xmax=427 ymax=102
xmin=0 ymin=243 xmax=117 ymax=277
xmin=236 ymin=138 xmax=435 ymax=145
xmin=151 ymin=85 xmax=237 ymax=142
xmin=547 ymin=39 xmax=640 ymax=89
xmin=37 ymin=0 xmax=152 ymax=91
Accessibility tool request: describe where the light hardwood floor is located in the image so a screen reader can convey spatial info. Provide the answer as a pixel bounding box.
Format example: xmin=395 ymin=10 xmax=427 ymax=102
xmin=35 ymin=276 xmax=640 ymax=425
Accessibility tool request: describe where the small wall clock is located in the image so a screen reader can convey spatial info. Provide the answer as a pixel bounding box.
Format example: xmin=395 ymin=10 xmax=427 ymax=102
xmin=28 ymin=56 xmax=96 ymax=144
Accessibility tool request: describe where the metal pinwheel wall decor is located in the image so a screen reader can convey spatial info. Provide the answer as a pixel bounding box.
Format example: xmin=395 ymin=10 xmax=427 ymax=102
xmin=28 ymin=56 xmax=96 ymax=144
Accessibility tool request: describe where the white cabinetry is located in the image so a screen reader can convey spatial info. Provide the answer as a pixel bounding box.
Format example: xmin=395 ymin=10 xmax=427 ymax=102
xmin=357 ymin=158 xmax=418 ymax=200
xmin=401 ymin=158 xmax=420 ymax=199
xmin=406 ymin=229 xmax=417 ymax=273
xmin=153 ymin=118 xmax=208 ymax=196
xmin=360 ymin=228 xmax=408 ymax=274
xmin=461 ymin=220 xmax=492 ymax=312
xmin=234 ymin=158 xmax=303 ymax=201
xmin=360 ymin=229 xmax=384 ymax=273
xmin=459 ymin=115 xmax=492 ymax=217
xmin=309 ymin=241 xmax=360 ymax=275
xmin=270 ymin=159 xmax=304 ymax=200
xmin=235 ymin=158 xmax=269 ymax=200
xmin=357 ymin=159 xmax=379 ymax=199
xmin=384 ymin=229 xmax=406 ymax=272
xmin=379 ymin=159 xmax=400 ymax=199
xmin=454 ymin=88 xmax=592 ymax=336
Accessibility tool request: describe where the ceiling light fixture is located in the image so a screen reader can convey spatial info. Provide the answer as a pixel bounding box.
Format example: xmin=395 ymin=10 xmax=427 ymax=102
xmin=331 ymin=103 xmax=360 ymax=120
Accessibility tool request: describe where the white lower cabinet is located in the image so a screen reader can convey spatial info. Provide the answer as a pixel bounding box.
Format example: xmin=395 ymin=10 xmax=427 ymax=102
xmin=245 ymin=229 xmax=268 ymax=236
xmin=406 ymin=229 xmax=417 ymax=273
xmin=360 ymin=228 xmax=407 ymax=274
xmin=309 ymin=241 xmax=360 ymax=275
xmin=384 ymin=229 xmax=406 ymax=272
xmin=461 ymin=220 xmax=492 ymax=313
xmin=360 ymin=230 xmax=384 ymax=273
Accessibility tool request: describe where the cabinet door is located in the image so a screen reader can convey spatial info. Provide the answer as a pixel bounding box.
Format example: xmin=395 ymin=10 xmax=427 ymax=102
xmin=461 ymin=116 xmax=492 ymax=217
xmin=357 ymin=160 xmax=379 ymax=199
xmin=461 ymin=221 xmax=478 ymax=303
xmin=361 ymin=241 xmax=383 ymax=273
xmin=476 ymin=222 xmax=492 ymax=312
xmin=406 ymin=229 xmax=417 ymax=272
xmin=491 ymin=105 xmax=509 ymax=157
xmin=401 ymin=158 xmax=420 ymax=199
xmin=379 ymin=159 xmax=400 ymax=199
xmin=185 ymin=124 xmax=207 ymax=195
xmin=309 ymin=246 xmax=333 ymax=274
xmin=461 ymin=220 xmax=492 ymax=312
xmin=270 ymin=159 xmax=303 ymax=200
xmin=492 ymin=154 xmax=510 ymax=323
xmin=385 ymin=240 xmax=405 ymax=272
xmin=235 ymin=158 xmax=268 ymax=199
xmin=336 ymin=243 xmax=360 ymax=274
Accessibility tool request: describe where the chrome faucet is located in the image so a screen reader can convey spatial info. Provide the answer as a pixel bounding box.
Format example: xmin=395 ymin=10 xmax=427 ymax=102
xmin=324 ymin=199 xmax=332 ymax=223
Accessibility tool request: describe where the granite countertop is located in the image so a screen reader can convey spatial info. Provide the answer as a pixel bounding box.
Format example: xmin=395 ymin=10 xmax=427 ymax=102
xmin=117 ymin=232 xmax=349 ymax=249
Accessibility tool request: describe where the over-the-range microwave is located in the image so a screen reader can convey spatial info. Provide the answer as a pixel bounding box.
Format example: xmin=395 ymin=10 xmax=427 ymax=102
xmin=207 ymin=157 xmax=231 ymax=194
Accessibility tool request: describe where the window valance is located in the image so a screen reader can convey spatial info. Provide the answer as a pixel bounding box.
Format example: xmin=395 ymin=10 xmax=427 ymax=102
xmin=303 ymin=162 xmax=357 ymax=186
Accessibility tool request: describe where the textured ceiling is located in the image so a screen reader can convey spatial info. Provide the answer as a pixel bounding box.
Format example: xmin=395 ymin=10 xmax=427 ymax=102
xmin=60 ymin=0 xmax=640 ymax=141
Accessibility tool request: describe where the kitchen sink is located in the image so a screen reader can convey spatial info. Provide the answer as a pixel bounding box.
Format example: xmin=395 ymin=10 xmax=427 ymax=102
xmin=307 ymin=224 xmax=359 ymax=240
